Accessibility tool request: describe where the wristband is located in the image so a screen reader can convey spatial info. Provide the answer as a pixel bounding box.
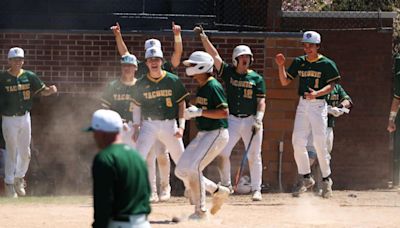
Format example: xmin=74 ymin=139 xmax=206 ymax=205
xmin=174 ymin=35 xmax=182 ymax=43
xmin=389 ymin=111 xmax=397 ymax=121
xmin=255 ymin=111 xmax=264 ymax=122
xmin=178 ymin=118 xmax=186 ymax=130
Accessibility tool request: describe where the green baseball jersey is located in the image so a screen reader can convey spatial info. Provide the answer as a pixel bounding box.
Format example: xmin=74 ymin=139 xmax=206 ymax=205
xmin=0 ymin=70 xmax=45 ymax=116
xmin=394 ymin=55 xmax=400 ymax=99
xmin=136 ymin=61 xmax=175 ymax=79
xmin=218 ymin=62 xmax=266 ymax=116
xmin=194 ymin=77 xmax=228 ymax=131
xmin=92 ymin=143 xmax=151 ymax=228
xmin=101 ymin=80 xmax=135 ymax=122
xmin=326 ymin=84 xmax=352 ymax=128
xmin=287 ymin=55 xmax=341 ymax=99
xmin=132 ymin=71 xmax=189 ymax=120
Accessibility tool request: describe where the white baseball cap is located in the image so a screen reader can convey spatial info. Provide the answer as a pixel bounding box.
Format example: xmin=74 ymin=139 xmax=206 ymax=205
xmin=144 ymin=39 xmax=162 ymax=50
xmin=8 ymin=47 xmax=24 ymax=59
xmin=145 ymin=47 xmax=163 ymax=59
xmin=85 ymin=109 xmax=123 ymax=133
xmin=120 ymin=54 xmax=138 ymax=66
xmin=301 ymin=31 xmax=321 ymax=44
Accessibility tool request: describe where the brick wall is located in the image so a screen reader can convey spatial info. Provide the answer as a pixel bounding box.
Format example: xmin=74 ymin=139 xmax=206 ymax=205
xmin=0 ymin=28 xmax=393 ymax=194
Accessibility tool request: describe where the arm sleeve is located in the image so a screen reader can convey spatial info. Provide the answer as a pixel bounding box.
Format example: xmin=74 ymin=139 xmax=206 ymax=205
xmin=29 ymin=72 xmax=46 ymax=95
xmin=324 ymin=61 xmax=341 ymax=84
xmin=286 ymin=58 xmax=301 ymax=80
xmin=256 ymin=75 xmax=266 ymax=98
xmin=337 ymin=84 xmax=353 ymax=104
xmin=174 ymin=78 xmax=190 ymax=103
xmin=211 ymin=83 xmax=228 ymax=109
xmin=92 ymin=156 xmax=114 ymax=228
xmin=216 ymin=62 xmax=230 ymax=82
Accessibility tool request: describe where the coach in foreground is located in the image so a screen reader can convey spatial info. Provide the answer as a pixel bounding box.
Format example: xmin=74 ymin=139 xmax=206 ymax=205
xmin=87 ymin=109 xmax=151 ymax=228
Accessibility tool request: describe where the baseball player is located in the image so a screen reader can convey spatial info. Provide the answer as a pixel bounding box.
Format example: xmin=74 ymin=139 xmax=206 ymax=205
xmin=175 ymin=51 xmax=230 ymax=219
xmin=387 ymin=55 xmax=400 ymax=133
xmin=275 ymin=31 xmax=341 ymax=198
xmin=196 ymin=27 xmax=266 ymax=201
xmin=0 ymin=47 xmax=58 ymax=198
xmin=101 ymin=54 xmax=138 ymax=149
xmin=299 ymin=84 xmax=353 ymax=196
xmin=130 ymin=46 xmax=189 ymax=200
xmin=111 ymin=22 xmax=183 ymax=202
xmin=87 ymin=109 xmax=151 ymax=228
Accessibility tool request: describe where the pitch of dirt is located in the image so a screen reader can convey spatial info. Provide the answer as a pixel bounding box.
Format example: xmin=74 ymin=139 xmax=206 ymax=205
xmin=0 ymin=190 xmax=399 ymax=228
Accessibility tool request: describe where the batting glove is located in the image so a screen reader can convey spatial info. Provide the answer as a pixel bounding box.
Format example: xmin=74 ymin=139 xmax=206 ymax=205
xmin=184 ymin=106 xmax=203 ymax=120
xmin=252 ymin=118 xmax=263 ymax=132
xmin=327 ymin=106 xmax=344 ymax=117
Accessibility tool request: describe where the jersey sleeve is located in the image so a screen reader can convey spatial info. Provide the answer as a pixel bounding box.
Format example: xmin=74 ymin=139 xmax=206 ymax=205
xmin=255 ymin=75 xmax=266 ymax=98
xmin=216 ymin=62 xmax=231 ymax=82
xmin=162 ymin=61 xmax=176 ymax=74
xmin=336 ymin=84 xmax=353 ymax=104
xmin=286 ymin=57 xmax=301 ymax=80
xmin=210 ymin=81 xmax=228 ymax=109
xmin=324 ymin=60 xmax=341 ymax=84
xmin=28 ymin=71 xmax=45 ymax=95
xmin=173 ymin=77 xmax=189 ymax=103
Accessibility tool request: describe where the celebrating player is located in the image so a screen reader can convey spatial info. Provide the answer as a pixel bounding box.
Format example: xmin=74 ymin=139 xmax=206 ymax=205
xmin=111 ymin=22 xmax=183 ymax=202
xmin=101 ymin=54 xmax=138 ymax=149
xmin=196 ymin=26 xmax=266 ymax=201
xmin=300 ymin=84 xmax=353 ymax=196
xmin=175 ymin=51 xmax=230 ymax=220
xmin=86 ymin=109 xmax=151 ymax=228
xmin=0 ymin=47 xmax=58 ymax=198
xmin=275 ymin=31 xmax=341 ymax=198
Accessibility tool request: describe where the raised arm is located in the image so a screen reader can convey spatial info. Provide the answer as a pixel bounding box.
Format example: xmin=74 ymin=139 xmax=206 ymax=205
xmin=194 ymin=26 xmax=223 ymax=71
xmin=388 ymin=98 xmax=400 ymax=132
xmin=170 ymin=22 xmax=183 ymax=68
xmin=110 ymin=22 xmax=130 ymax=56
xmin=275 ymin=53 xmax=292 ymax=86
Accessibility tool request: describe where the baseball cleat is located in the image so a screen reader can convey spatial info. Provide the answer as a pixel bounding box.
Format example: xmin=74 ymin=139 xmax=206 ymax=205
xmin=252 ymin=190 xmax=262 ymax=201
xmin=188 ymin=209 xmax=209 ymax=221
xmin=210 ymin=185 xmax=230 ymax=215
xmin=159 ymin=185 xmax=171 ymax=202
xmin=322 ymin=178 xmax=333 ymax=198
xmin=292 ymin=177 xmax=315 ymax=197
xmin=14 ymin=178 xmax=26 ymax=196
xmin=5 ymin=184 xmax=18 ymax=198
xmin=149 ymin=192 xmax=159 ymax=203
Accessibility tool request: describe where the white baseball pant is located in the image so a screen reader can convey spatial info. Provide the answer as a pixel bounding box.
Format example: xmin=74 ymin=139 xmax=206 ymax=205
xmin=292 ymin=97 xmax=331 ymax=178
xmin=135 ymin=119 xmax=184 ymax=191
xmin=175 ymin=128 xmax=229 ymax=212
xmin=2 ymin=113 xmax=31 ymax=185
xmin=218 ymin=115 xmax=263 ymax=191
xmin=108 ymin=214 xmax=150 ymax=228
xmin=146 ymin=141 xmax=170 ymax=194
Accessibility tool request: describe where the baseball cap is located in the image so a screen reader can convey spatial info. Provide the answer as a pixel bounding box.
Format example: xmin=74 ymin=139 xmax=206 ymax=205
xmin=145 ymin=47 xmax=163 ymax=59
xmin=85 ymin=109 xmax=123 ymax=133
xmin=121 ymin=54 xmax=138 ymax=66
xmin=301 ymin=31 xmax=321 ymax=44
xmin=144 ymin=39 xmax=162 ymax=50
xmin=8 ymin=47 xmax=24 ymax=59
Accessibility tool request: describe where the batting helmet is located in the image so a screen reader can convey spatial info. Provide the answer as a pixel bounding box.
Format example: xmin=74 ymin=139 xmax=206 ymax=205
xmin=183 ymin=51 xmax=214 ymax=76
xmin=144 ymin=39 xmax=162 ymax=50
xmin=232 ymin=45 xmax=253 ymax=67
xmin=145 ymin=47 xmax=163 ymax=59
xmin=301 ymin=31 xmax=321 ymax=44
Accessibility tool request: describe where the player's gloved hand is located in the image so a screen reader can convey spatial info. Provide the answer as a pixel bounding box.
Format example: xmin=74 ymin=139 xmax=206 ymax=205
xmin=193 ymin=25 xmax=206 ymax=39
xmin=184 ymin=106 xmax=203 ymax=120
xmin=252 ymin=118 xmax=263 ymax=132
xmin=327 ymin=106 xmax=344 ymax=117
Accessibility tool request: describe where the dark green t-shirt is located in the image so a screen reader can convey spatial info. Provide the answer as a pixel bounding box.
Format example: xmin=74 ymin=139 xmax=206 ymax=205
xmin=92 ymin=143 xmax=151 ymax=228
xmin=194 ymin=77 xmax=228 ymax=131
xmin=0 ymin=70 xmax=45 ymax=116
xmin=136 ymin=61 xmax=175 ymax=79
xmin=132 ymin=71 xmax=189 ymax=120
xmin=326 ymin=84 xmax=352 ymax=128
xmin=287 ymin=55 xmax=341 ymax=99
xmin=218 ymin=63 xmax=266 ymax=116
xmin=101 ymin=80 xmax=135 ymax=122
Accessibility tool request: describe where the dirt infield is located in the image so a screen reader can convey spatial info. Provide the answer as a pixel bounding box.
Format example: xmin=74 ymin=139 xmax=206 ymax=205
xmin=0 ymin=190 xmax=399 ymax=228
